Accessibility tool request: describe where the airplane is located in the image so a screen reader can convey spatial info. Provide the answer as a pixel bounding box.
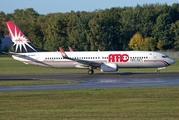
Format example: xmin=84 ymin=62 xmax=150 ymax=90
xmin=6 ymin=21 xmax=175 ymax=75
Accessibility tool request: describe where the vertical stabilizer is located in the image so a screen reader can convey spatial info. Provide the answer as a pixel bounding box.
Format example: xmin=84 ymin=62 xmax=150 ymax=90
xmin=6 ymin=21 xmax=45 ymax=53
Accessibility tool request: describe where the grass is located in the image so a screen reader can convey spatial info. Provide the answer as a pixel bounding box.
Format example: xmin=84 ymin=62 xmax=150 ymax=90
xmin=0 ymin=87 xmax=179 ymax=120
xmin=0 ymin=57 xmax=179 ymax=74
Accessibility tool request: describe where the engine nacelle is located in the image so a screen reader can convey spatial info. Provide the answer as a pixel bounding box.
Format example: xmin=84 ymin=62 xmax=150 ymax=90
xmin=100 ymin=63 xmax=118 ymax=72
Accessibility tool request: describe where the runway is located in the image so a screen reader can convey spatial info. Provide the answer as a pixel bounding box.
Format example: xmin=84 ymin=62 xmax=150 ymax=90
xmin=0 ymin=72 xmax=179 ymax=91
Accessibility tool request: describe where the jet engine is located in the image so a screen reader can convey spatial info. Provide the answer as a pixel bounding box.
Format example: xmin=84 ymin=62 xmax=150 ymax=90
xmin=100 ymin=63 xmax=118 ymax=72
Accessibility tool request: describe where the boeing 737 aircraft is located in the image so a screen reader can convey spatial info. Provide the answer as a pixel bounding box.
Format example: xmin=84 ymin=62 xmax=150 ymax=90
xmin=6 ymin=21 xmax=175 ymax=75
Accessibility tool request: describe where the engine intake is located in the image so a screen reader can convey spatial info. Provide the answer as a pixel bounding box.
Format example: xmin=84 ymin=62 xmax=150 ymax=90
xmin=100 ymin=63 xmax=118 ymax=72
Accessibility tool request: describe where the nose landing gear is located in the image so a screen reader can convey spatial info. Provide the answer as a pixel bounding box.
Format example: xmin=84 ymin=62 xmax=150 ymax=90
xmin=155 ymin=67 xmax=166 ymax=73
xmin=155 ymin=70 xmax=160 ymax=73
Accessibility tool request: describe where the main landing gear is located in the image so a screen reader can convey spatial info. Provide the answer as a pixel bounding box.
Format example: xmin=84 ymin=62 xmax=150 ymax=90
xmin=88 ymin=67 xmax=94 ymax=75
xmin=88 ymin=69 xmax=94 ymax=75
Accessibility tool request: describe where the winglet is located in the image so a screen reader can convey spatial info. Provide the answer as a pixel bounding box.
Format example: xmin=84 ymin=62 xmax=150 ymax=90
xmin=68 ymin=46 xmax=73 ymax=52
xmin=58 ymin=47 xmax=69 ymax=59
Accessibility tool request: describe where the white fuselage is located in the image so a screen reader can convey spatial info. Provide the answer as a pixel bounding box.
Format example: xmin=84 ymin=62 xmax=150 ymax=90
xmin=12 ymin=51 xmax=175 ymax=69
xmin=6 ymin=21 xmax=176 ymax=74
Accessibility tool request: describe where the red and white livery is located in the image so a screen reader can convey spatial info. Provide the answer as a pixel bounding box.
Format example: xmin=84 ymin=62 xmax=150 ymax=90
xmin=6 ymin=21 xmax=175 ymax=75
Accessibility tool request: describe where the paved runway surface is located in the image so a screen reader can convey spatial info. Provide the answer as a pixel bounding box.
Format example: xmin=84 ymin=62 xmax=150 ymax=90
xmin=0 ymin=72 xmax=179 ymax=91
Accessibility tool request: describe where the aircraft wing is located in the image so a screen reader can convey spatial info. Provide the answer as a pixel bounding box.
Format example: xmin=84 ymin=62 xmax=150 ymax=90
xmin=59 ymin=47 xmax=101 ymax=67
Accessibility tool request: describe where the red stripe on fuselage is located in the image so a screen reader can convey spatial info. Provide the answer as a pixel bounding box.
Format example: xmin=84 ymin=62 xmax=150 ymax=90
xmin=144 ymin=60 xmax=169 ymax=66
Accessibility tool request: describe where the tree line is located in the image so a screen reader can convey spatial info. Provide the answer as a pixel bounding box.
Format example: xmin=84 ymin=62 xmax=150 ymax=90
xmin=0 ymin=3 xmax=179 ymax=52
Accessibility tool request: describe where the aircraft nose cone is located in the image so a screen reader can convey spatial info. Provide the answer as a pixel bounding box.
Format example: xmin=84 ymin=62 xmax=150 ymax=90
xmin=170 ymin=58 xmax=176 ymax=65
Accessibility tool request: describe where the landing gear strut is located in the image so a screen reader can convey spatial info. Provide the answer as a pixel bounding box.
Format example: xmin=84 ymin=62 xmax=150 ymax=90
xmin=155 ymin=67 xmax=165 ymax=73
xmin=155 ymin=70 xmax=160 ymax=73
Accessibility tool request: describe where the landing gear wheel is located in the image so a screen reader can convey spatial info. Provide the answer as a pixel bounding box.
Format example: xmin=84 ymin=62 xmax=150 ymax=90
xmin=155 ymin=70 xmax=160 ymax=73
xmin=88 ymin=69 xmax=94 ymax=75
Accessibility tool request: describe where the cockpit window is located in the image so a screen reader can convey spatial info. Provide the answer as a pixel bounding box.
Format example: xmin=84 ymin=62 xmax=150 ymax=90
xmin=162 ymin=55 xmax=169 ymax=58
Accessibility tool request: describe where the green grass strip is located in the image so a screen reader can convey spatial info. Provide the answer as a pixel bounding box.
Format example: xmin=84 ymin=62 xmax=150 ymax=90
xmin=0 ymin=87 xmax=179 ymax=120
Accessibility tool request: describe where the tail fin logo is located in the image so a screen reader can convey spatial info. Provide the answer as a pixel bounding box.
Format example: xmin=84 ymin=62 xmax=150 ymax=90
xmin=6 ymin=22 xmax=37 ymax=53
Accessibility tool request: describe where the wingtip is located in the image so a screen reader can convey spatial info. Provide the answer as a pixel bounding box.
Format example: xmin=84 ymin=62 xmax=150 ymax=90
xmin=58 ymin=47 xmax=68 ymax=58
xmin=58 ymin=46 xmax=64 ymax=53
xmin=68 ymin=46 xmax=73 ymax=52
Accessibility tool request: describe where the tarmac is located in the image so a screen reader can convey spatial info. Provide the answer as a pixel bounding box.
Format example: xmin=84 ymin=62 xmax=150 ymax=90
xmin=0 ymin=72 xmax=179 ymax=91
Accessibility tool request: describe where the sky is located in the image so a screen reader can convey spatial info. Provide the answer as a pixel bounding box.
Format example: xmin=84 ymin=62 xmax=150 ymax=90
xmin=0 ymin=0 xmax=179 ymax=15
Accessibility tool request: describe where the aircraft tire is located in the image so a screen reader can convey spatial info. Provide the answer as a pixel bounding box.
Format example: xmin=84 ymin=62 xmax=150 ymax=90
xmin=88 ymin=69 xmax=94 ymax=75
